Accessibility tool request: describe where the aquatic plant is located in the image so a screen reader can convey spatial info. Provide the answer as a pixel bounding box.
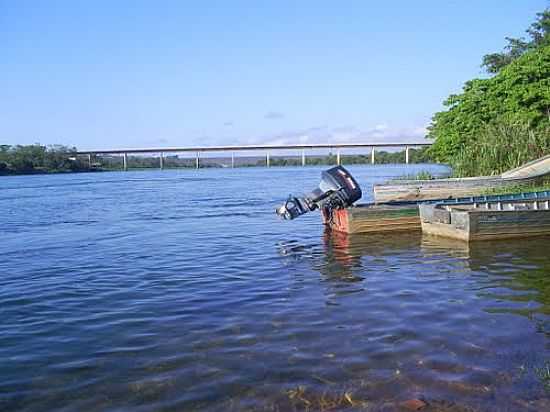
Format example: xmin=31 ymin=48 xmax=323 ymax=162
xmin=285 ymin=385 xmax=368 ymax=411
xmin=535 ymin=361 xmax=550 ymax=391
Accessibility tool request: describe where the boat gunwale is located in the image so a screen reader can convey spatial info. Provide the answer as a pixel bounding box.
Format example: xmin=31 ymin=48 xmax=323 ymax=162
xmin=349 ymin=189 xmax=550 ymax=210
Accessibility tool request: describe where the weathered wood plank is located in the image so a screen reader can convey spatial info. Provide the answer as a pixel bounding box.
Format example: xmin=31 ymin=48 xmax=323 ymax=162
xmin=329 ymin=205 xmax=420 ymax=234
xmin=375 ymin=175 xmax=544 ymax=203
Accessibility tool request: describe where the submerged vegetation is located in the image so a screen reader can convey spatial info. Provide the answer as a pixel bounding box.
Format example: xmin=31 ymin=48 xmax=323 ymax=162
xmin=428 ymin=9 xmax=550 ymax=177
xmin=536 ymin=361 xmax=550 ymax=392
xmin=284 ymin=385 xmax=365 ymax=411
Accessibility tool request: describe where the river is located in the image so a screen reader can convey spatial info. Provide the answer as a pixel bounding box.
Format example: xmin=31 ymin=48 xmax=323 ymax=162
xmin=1 ymin=164 xmax=549 ymax=411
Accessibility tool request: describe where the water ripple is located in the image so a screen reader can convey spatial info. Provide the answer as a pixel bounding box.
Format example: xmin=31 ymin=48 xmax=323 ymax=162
xmin=1 ymin=165 xmax=550 ymax=411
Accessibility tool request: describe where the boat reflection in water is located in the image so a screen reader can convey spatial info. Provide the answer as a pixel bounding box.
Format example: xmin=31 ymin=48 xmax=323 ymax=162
xmin=318 ymin=230 xmax=427 ymax=284
xmin=276 ymin=231 xmax=550 ymax=411
xmin=322 ymin=230 xmax=550 ymax=316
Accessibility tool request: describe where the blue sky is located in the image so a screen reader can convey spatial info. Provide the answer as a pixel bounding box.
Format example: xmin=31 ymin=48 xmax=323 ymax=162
xmin=1 ymin=0 xmax=547 ymax=150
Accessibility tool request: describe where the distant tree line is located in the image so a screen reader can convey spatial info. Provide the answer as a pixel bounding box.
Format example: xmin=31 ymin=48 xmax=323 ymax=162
xmin=0 ymin=145 xmax=435 ymax=175
xmin=0 ymin=145 xmax=90 ymax=175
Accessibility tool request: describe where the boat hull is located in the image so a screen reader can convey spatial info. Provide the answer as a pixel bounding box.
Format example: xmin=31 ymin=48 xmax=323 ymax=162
xmin=420 ymin=199 xmax=550 ymax=241
xmin=328 ymin=204 xmax=420 ymax=234
xmin=327 ymin=190 xmax=550 ymax=235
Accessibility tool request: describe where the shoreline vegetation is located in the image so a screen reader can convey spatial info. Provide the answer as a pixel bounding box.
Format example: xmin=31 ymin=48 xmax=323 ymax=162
xmin=0 ymin=145 xmax=89 ymax=176
xmin=481 ymin=178 xmax=550 ymax=196
xmin=0 ymin=144 xmax=434 ymax=176
xmin=427 ymin=9 xmax=549 ymax=177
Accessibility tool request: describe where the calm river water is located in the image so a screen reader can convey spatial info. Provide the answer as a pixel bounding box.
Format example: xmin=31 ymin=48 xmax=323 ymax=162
xmin=1 ymin=165 xmax=550 ymax=412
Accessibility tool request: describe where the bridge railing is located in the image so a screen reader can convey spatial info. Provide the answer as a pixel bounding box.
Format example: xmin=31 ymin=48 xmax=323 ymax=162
xmin=77 ymin=142 xmax=432 ymax=170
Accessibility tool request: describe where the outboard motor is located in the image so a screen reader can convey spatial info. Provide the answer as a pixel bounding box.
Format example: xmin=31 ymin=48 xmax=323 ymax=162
xmin=276 ymin=166 xmax=362 ymax=220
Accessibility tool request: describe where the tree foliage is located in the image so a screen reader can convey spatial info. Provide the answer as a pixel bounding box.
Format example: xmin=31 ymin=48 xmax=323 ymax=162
xmin=482 ymin=9 xmax=550 ymax=73
xmin=0 ymin=145 xmax=88 ymax=175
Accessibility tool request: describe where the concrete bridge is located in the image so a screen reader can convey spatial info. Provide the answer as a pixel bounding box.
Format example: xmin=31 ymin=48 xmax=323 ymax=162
xmin=77 ymin=142 xmax=432 ymax=170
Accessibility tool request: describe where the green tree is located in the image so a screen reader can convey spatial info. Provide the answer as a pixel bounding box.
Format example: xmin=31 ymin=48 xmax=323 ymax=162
xmin=428 ymin=8 xmax=550 ymax=178
xmin=482 ymin=9 xmax=550 ymax=73
xmin=429 ymin=44 xmax=550 ymax=166
xmin=0 ymin=144 xmax=89 ymax=175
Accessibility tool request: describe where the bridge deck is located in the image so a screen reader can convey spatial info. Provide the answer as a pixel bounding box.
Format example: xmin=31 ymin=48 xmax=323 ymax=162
xmin=76 ymin=142 xmax=431 ymax=155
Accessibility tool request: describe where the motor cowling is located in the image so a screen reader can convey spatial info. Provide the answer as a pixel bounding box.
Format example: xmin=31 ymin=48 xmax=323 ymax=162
xmin=275 ymin=166 xmax=362 ymax=220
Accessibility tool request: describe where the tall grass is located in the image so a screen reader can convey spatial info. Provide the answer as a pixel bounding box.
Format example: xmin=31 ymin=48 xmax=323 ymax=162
xmin=481 ymin=177 xmax=550 ymax=195
xmin=396 ymin=170 xmax=435 ymax=181
xmin=452 ymin=123 xmax=550 ymax=177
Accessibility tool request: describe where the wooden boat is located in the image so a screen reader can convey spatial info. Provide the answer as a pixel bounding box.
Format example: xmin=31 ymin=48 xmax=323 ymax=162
xmin=373 ymin=154 xmax=550 ymax=203
xmin=327 ymin=190 xmax=550 ymax=235
xmin=327 ymin=202 xmax=419 ymax=234
xmin=420 ymin=197 xmax=550 ymax=241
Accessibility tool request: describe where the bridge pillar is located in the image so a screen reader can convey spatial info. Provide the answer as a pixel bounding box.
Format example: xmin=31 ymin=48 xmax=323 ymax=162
xmin=266 ymin=151 xmax=270 ymax=167
xmin=160 ymin=152 xmax=164 ymax=170
xmin=88 ymin=154 xmax=92 ymax=169
xmin=302 ymin=149 xmax=306 ymax=166
xmin=336 ymin=150 xmax=341 ymax=165
xmin=123 ymin=153 xmax=128 ymax=171
xmin=371 ymin=148 xmax=375 ymax=164
xmin=405 ymin=146 xmax=410 ymax=164
xmin=196 ymin=152 xmax=200 ymax=169
xmin=231 ymin=152 xmax=235 ymax=168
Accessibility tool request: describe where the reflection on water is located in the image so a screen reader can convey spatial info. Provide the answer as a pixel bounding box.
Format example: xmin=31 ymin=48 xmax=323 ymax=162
xmin=1 ymin=166 xmax=549 ymax=411
xmin=275 ymin=233 xmax=550 ymax=411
